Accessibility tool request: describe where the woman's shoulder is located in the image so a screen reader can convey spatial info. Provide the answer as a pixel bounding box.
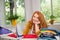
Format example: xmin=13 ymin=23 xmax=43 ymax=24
xmin=26 ymin=20 xmax=33 ymax=25
xmin=26 ymin=20 xmax=33 ymax=28
xmin=27 ymin=20 xmax=32 ymax=23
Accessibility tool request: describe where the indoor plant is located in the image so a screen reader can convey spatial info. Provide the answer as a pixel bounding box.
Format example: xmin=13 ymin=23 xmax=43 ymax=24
xmin=7 ymin=14 xmax=19 ymax=26
xmin=49 ymin=15 xmax=56 ymax=25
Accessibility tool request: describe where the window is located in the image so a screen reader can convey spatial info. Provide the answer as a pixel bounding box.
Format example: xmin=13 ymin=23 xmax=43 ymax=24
xmin=40 ymin=0 xmax=60 ymax=23
xmin=5 ymin=0 xmax=10 ymax=25
xmin=16 ymin=0 xmax=25 ymax=23
xmin=5 ymin=0 xmax=25 ymax=26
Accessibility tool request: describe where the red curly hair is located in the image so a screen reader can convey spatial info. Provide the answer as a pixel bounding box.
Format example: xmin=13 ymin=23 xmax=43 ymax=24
xmin=31 ymin=11 xmax=48 ymax=28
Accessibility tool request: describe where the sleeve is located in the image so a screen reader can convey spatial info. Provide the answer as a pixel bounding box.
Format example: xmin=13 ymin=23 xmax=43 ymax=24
xmin=23 ymin=20 xmax=32 ymax=35
xmin=36 ymin=30 xmax=41 ymax=36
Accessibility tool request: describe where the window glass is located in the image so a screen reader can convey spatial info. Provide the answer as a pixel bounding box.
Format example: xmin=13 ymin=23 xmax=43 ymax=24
xmin=40 ymin=0 xmax=60 ymax=23
xmin=16 ymin=0 xmax=25 ymax=23
xmin=53 ymin=0 xmax=60 ymax=22
xmin=5 ymin=0 xmax=25 ymax=26
xmin=40 ymin=0 xmax=51 ymax=23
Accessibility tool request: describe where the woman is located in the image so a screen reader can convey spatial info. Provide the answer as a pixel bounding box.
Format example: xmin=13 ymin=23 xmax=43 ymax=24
xmin=23 ymin=11 xmax=48 ymax=36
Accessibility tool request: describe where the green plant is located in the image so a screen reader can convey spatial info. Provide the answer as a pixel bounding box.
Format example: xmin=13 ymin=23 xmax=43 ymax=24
xmin=7 ymin=14 xmax=19 ymax=21
xmin=17 ymin=16 xmax=25 ymax=23
xmin=50 ymin=15 xmax=56 ymax=19
xmin=49 ymin=15 xmax=56 ymax=24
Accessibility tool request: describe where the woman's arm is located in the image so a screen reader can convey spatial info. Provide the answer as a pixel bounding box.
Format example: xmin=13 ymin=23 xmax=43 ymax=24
xmin=36 ymin=30 xmax=41 ymax=36
xmin=23 ymin=21 xmax=32 ymax=35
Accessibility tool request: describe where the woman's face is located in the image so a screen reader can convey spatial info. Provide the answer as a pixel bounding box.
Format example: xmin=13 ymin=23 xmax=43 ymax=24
xmin=33 ymin=13 xmax=40 ymax=24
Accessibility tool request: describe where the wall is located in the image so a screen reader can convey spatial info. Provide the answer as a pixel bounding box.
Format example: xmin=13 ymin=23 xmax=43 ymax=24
xmin=24 ymin=0 xmax=40 ymax=22
xmin=0 ymin=0 xmax=6 ymax=27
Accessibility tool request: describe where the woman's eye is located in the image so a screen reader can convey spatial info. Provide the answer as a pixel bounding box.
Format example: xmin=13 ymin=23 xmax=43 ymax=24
xmin=33 ymin=16 xmax=35 ymax=17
